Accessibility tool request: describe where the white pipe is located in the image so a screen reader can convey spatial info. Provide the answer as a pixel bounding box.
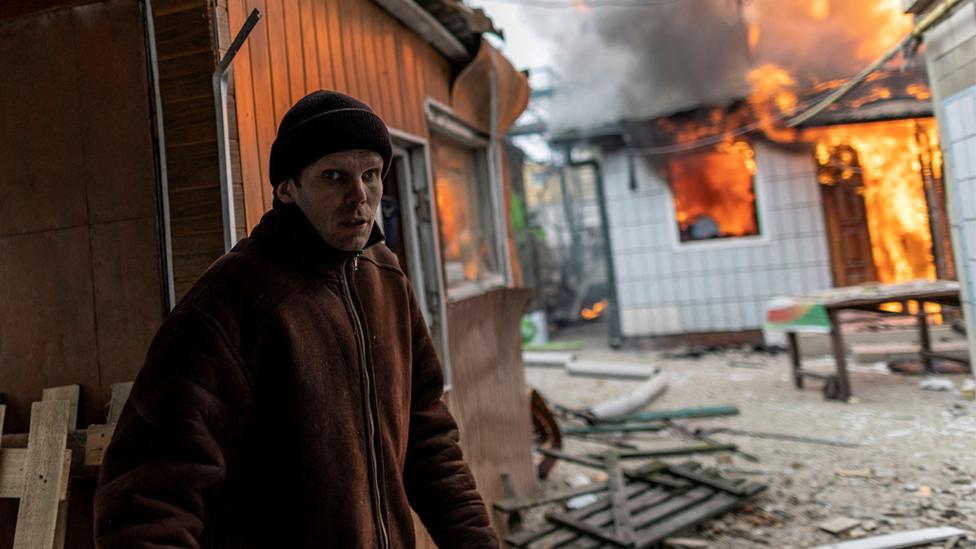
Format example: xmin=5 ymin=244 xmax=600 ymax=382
xmin=212 ymin=9 xmax=261 ymax=252
xmin=589 ymin=371 xmax=669 ymax=420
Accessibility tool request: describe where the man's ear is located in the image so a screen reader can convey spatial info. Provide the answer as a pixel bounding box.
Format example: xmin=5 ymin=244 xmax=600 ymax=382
xmin=276 ymin=178 xmax=297 ymax=204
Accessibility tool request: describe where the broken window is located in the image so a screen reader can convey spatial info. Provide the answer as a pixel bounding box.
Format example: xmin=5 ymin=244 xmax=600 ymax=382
xmin=430 ymin=134 xmax=501 ymax=291
xmin=669 ymin=147 xmax=760 ymax=242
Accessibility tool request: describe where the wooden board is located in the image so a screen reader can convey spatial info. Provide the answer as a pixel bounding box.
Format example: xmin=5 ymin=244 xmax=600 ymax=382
xmin=12 ymin=400 xmax=70 ymax=549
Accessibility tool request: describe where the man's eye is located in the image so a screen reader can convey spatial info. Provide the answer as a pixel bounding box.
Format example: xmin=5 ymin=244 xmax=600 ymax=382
xmin=363 ymin=169 xmax=380 ymax=182
xmin=322 ymin=171 xmax=342 ymax=181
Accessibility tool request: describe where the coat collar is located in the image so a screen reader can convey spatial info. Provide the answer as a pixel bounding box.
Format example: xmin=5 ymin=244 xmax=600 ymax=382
xmin=249 ymin=200 xmax=385 ymax=270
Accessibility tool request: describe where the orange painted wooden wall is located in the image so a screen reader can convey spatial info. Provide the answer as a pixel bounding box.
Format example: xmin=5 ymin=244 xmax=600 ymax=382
xmin=221 ymin=0 xmax=455 ymax=232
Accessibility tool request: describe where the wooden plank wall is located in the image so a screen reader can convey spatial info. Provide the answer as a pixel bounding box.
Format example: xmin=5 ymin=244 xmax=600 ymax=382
xmin=0 ymin=0 xmax=164 ymax=436
xmin=221 ymin=0 xmax=453 ymax=232
xmin=0 ymin=2 xmax=165 ymax=546
xmin=152 ymin=0 xmax=228 ymax=298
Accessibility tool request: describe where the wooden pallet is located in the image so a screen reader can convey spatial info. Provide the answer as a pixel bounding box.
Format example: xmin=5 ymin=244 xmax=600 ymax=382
xmin=0 ymin=382 xmax=133 ymax=548
xmin=503 ymin=461 xmax=765 ymax=549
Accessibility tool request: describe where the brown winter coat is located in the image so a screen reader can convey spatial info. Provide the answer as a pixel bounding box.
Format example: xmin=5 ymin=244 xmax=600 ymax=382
xmin=94 ymin=203 xmax=498 ymax=548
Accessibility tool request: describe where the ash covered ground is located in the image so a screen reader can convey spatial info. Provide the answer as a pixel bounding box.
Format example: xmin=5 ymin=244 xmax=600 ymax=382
xmin=520 ymin=321 xmax=976 ymax=548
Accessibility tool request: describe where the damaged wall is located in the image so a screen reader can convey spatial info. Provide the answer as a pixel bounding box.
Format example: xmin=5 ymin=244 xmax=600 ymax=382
xmin=603 ymin=142 xmax=832 ymax=337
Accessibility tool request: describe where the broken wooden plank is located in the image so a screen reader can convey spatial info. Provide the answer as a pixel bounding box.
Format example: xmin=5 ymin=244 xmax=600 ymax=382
xmin=667 ymin=462 xmax=762 ymax=497
xmin=600 ymin=443 xmax=737 ymax=460
xmin=494 ymin=481 xmax=609 ymax=514
xmin=42 ymin=384 xmax=80 ymax=549
xmin=40 ymin=386 xmax=80 ymax=430
xmin=508 ymin=484 xmax=657 ymax=548
xmin=563 ymin=422 xmax=667 ymax=435
xmin=601 ymin=405 xmax=739 ymax=424
xmin=606 ymin=454 xmax=633 ymax=544
xmin=12 ymin=399 xmax=71 ymax=549
xmin=807 ymin=527 xmax=967 ymax=549
xmin=538 ymin=449 xmax=691 ymax=489
xmin=635 ymin=491 xmax=742 ymax=548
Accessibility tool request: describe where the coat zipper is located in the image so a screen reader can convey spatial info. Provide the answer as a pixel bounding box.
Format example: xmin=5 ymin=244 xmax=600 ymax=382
xmin=341 ymin=255 xmax=390 ymax=549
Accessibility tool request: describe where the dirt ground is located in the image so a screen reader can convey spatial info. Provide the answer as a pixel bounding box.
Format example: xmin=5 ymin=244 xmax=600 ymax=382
xmin=518 ymin=320 xmax=976 ymax=548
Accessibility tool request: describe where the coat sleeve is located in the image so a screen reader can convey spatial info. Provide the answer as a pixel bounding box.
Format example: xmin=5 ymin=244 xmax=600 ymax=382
xmin=402 ymin=289 xmax=499 ymax=548
xmin=94 ymin=306 xmax=253 ymax=549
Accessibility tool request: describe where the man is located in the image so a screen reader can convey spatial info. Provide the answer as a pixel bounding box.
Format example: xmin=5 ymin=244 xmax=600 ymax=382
xmin=94 ymin=91 xmax=499 ymax=548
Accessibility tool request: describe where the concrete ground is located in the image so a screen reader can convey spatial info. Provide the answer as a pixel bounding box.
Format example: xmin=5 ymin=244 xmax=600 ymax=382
xmin=519 ymin=319 xmax=976 ymax=548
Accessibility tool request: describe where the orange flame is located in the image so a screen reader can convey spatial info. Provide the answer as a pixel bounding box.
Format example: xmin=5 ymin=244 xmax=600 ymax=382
xmin=804 ymin=119 xmax=940 ymax=284
xmin=581 ymin=299 xmax=608 ymax=320
xmin=747 ymin=64 xmax=799 ymax=143
xmin=906 ymin=83 xmax=932 ymax=101
xmin=671 ymin=141 xmax=759 ymax=240
xmin=435 ymin=176 xmax=481 ymax=282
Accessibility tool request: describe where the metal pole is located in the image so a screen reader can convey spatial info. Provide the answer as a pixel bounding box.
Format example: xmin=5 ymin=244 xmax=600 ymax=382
xmin=567 ymin=157 xmax=623 ymax=348
xmin=213 ymin=9 xmax=261 ymax=252
xmin=142 ymin=0 xmax=176 ymax=311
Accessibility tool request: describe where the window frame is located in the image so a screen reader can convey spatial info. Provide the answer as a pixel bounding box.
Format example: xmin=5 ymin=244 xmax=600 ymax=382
xmin=663 ymin=149 xmax=769 ymax=251
xmin=426 ymin=99 xmax=511 ymax=302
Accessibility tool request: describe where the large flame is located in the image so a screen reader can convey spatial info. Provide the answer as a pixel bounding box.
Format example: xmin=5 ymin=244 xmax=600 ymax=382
xmin=671 ymin=141 xmax=759 ymax=241
xmin=804 ymin=120 xmax=941 ymax=284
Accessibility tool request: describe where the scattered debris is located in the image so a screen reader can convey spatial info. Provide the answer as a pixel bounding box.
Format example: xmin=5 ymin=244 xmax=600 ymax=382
xmin=529 ymin=389 xmax=563 ymax=480
xmin=562 ymin=422 xmax=666 ymax=435
xmin=601 ymin=405 xmax=740 ymax=425
xmin=728 ymin=360 xmax=769 ymax=369
xmin=695 ymin=427 xmax=860 ymax=448
xmin=597 ymin=443 xmax=738 ymax=460
xmin=960 ymin=379 xmax=975 ymax=401
xmin=919 ymin=378 xmax=956 ymax=392
xmin=818 ymin=516 xmax=863 ymax=536
xmin=567 ymin=493 xmax=600 ymax=510
xmin=590 ymin=370 xmax=669 ymax=419
xmin=566 ymin=360 xmax=660 ymax=379
xmin=503 ymin=461 xmax=766 ymax=548
xmin=665 ymin=537 xmax=711 ymax=548
xmin=807 ymin=527 xmax=968 ymax=549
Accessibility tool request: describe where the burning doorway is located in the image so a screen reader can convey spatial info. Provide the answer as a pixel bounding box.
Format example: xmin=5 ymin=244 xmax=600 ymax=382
xmin=804 ymin=118 xmax=951 ymax=287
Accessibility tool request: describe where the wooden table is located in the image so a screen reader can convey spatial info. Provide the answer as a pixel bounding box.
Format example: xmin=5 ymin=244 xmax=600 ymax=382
xmin=773 ymin=281 xmax=969 ymax=401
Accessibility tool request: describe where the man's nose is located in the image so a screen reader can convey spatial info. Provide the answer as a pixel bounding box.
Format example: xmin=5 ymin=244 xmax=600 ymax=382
xmin=346 ymin=178 xmax=368 ymax=205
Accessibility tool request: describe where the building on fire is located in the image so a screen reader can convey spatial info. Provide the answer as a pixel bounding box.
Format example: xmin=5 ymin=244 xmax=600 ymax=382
xmin=0 ymin=0 xmax=534 ymax=544
xmin=550 ymin=68 xmax=955 ymax=347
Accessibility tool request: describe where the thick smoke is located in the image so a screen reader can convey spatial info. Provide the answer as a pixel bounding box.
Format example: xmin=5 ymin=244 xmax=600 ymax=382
xmin=540 ymin=0 xmax=912 ymax=132
xmin=546 ymin=0 xmax=751 ymax=132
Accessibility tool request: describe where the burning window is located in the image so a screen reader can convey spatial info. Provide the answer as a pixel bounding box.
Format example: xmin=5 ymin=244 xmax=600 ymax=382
xmin=431 ymin=134 xmax=500 ymax=290
xmin=669 ymin=143 xmax=760 ymax=242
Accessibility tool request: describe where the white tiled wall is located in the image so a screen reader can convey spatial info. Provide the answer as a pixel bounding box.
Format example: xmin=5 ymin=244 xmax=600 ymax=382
xmin=603 ymin=142 xmax=832 ymax=336
xmin=924 ymin=0 xmax=976 ymax=362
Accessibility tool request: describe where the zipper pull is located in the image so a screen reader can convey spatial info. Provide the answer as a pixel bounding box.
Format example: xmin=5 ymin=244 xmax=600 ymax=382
xmin=353 ymin=254 xmax=360 ymax=272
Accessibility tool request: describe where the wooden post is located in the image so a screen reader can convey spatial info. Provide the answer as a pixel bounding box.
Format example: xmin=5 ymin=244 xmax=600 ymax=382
xmin=41 ymin=387 xmax=79 ymax=549
xmin=39 ymin=386 xmax=79 ymax=430
xmin=12 ymin=400 xmax=71 ymax=549
xmin=918 ymin=307 xmax=934 ymax=373
xmin=827 ymin=308 xmax=851 ymax=401
xmin=787 ymin=331 xmax=803 ymax=389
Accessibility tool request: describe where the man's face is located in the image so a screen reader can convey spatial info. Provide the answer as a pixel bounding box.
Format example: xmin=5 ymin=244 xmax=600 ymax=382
xmin=275 ymin=149 xmax=384 ymax=251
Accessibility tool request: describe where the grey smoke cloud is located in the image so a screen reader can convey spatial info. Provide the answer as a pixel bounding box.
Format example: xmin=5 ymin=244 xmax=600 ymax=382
xmin=546 ymin=0 xmax=751 ymax=132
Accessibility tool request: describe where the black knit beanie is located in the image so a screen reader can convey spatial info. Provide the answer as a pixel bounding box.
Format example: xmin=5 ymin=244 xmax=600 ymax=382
xmin=268 ymin=90 xmax=393 ymax=186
